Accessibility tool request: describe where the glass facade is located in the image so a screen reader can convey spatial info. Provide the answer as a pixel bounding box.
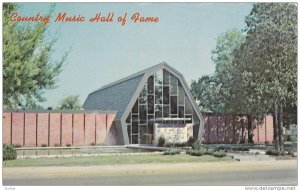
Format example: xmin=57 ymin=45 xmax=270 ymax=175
xmin=126 ymin=69 xmax=200 ymax=144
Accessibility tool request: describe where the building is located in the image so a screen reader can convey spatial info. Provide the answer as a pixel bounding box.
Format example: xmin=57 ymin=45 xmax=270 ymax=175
xmin=2 ymin=63 xmax=274 ymax=147
xmin=83 ymin=62 xmax=204 ymax=145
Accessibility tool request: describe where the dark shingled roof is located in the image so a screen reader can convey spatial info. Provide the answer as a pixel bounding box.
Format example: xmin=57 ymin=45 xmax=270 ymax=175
xmin=83 ymin=74 xmax=144 ymax=119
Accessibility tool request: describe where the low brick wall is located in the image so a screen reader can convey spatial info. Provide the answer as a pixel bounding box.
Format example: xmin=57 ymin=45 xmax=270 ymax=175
xmin=2 ymin=110 xmax=117 ymax=147
xmin=201 ymin=114 xmax=274 ymax=144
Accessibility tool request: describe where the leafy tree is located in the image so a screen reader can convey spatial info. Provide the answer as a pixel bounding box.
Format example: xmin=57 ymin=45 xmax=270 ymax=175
xmin=3 ymin=3 xmax=68 ymax=109
xmin=57 ymin=95 xmax=81 ymax=110
xmin=191 ymin=29 xmax=263 ymax=142
xmin=233 ymin=3 xmax=297 ymax=150
xmin=191 ymin=29 xmax=246 ymax=114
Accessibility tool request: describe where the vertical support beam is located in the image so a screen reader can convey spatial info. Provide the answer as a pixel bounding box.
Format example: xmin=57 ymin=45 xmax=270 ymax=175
xmin=10 ymin=112 xmax=12 ymax=145
xmin=207 ymin=115 xmax=210 ymax=144
xmin=106 ymin=114 xmax=108 ymax=133
xmin=95 ymin=114 xmax=97 ymax=144
xmin=48 ymin=113 xmax=50 ymax=146
xmin=23 ymin=112 xmax=25 ymax=146
xmin=36 ymin=113 xmax=38 ymax=147
xmin=72 ymin=113 xmax=74 ymax=145
xmin=60 ymin=113 xmax=62 ymax=146
xmin=216 ymin=115 xmax=219 ymax=143
xmin=265 ymin=116 xmax=267 ymax=143
xmin=84 ymin=113 xmax=86 ymax=144
xmin=257 ymin=119 xmax=260 ymax=143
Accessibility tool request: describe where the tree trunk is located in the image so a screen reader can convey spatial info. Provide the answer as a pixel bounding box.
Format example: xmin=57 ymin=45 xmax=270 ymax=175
xmin=278 ymin=105 xmax=284 ymax=151
xmin=273 ymin=103 xmax=279 ymax=151
xmin=247 ymin=114 xmax=254 ymax=143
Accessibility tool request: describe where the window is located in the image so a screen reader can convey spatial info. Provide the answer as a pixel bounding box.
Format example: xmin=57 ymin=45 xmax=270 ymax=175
xmin=148 ymin=95 xmax=154 ymax=114
xmin=163 ymin=69 xmax=170 ymax=85
xmin=170 ymin=74 xmax=178 ymax=95
xmin=139 ymin=105 xmax=147 ymax=124
xmin=155 ymin=85 xmax=162 ymax=104
xmin=171 ymin=96 xmax=177 ymax=114
xmin=178 ymin=106 xmax=184 ymax=118
xmin=155 ymin=105 xmax=162 ymax=118
xmin=132 ymin=100 xmax=138 ymax=114
xmin=178 ymin=84 xmax=185 ymax=105
xmin=126 ymin=69 xmax=197 ymax=144
xmin=155 ymin=70 xmax=163 ymax=85
xmin=163 ymin=86 xmax=169 ymax=104
xmin=148 ymin=76 xmax=154 ymax=94
xmin=163 ymin=105 xmax=170 ymax=118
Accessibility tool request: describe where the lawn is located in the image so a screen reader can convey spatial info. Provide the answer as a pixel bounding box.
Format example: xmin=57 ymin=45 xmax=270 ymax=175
xmin=3 ymin=154 xmax=234 ymax=167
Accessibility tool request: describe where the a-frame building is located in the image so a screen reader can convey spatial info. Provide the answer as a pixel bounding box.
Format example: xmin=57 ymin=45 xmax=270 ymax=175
xmin=83 ymin=62 xmax=204 ymax=145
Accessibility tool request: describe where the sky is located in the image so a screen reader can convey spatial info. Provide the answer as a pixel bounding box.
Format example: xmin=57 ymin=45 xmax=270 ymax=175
xmin=17 ymin=2 xmax=253 ymax=108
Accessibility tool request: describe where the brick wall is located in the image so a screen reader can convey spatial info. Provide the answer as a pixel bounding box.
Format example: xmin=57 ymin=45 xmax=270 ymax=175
xmin=2 ymin=111 xmax=116 ymax=147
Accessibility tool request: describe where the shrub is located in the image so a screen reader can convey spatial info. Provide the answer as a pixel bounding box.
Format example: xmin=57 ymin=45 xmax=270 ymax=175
xmin=213 ymin=151 xmax=226 ymax=158
xmin=163 ymin=149 xmax=181 ymax=155
xmin=266 ymin=149 xmax=280 ymax=156
xmin=192 ymin=140 xmax=202 ymax=150
xmin=14 ymin=144 xmax=22 ymax=148
xmin=287 ymin=150 xmax=296 ymax=157
xmin=66 ymin=144 xmax=71 ymax=147
xmin=41 ymin=144 xmax=48 ymax=147
xmin=164 ymin=142 xmax=173 ymax=147
xmin=158 ymin=136 xmax=166 ymax=147
xmin=187 ymin=137 xmax=195 ymax=146
xmin=205 ymin=149 xmax=215 ymax=156
xmin=290 ymin=135 xmax=297 ymax=142
xmin=187 ymin=149 xmax=207 ymax=156
xmin=174 ymin=142 xmax=186 ymax=147
xmin=54 ymin=143 xmax=60 ymax=147
xmin=90 ymin=142 xmax=96 ymax=146
xmin=3 ymin=144 xmax=17 ymax=161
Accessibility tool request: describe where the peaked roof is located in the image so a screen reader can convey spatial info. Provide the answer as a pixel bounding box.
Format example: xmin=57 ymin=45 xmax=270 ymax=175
xmin=83 ymin=62 xmax=203 ymax=122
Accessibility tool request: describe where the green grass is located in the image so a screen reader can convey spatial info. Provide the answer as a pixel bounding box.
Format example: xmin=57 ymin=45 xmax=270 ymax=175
xmin=3 ymin=154 xmax=233 ymax=167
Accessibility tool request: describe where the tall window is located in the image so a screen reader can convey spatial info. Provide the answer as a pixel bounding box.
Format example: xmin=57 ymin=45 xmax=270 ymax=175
xmin=126 ymin=69 xmax=199 ymax=144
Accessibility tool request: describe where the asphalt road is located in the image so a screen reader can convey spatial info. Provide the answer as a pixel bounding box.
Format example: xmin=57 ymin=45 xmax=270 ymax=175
xmin=3 ymin=168 xmax=297 ymax=186
xmin=3 ymin=160 xmax=298 ymax=186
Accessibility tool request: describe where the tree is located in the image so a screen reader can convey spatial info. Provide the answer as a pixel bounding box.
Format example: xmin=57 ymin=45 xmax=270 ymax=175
xmin=57 ymin=95 xmax=81 ymax=110
xmin=191 ymin=75 xmax=220 ymax=113
xmin=3 ymin=3 xmax=68 ymax=109
xmin=191 ymin=29 xmax=246 ymax=114
xmin=191 ymin=29 xmax=263 ymax=142
xmin=233 ymin=3 xmax=297 ymax=150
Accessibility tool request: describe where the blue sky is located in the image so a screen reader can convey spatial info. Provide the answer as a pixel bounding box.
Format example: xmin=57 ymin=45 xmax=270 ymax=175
xmin=18 ymin=3 xmax=253 ymax=108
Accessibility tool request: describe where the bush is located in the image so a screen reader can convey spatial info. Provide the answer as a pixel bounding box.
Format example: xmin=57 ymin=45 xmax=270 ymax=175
xmin=3 ymin=144 xmax=17 ymax=161
xmin=213 ymin=151 xmax=226 ymax=158
xmin=187 ymin=137 xmax=195 ymax=146
xmin=174 ymin=142 xmax=186 ymax=147
xmin=205 ymin=149 xmax=215 ymax=155
xmin=213 ymin=146 xmax=249 ymax=152
xmin=187 ymin=149 xmax=207 ymax=156
xmin=54 ymin=143 xmax=60 ymax=147
xmin=266 ymin=149 xmax=280 ymax=156
xmin=41 ymin=144 xmax=48 ymax=147
xmin=90 ymin=142 xmax=96 ymax=146
xmin=158 ymin=136 xmax=166 ymax=147
xmin=290 ymin=135 xmax=297 ymax=142
xmin=163 ymin=149 xmax=181 ymax=155
xmin=164 ymin=142 xmax=173 ymax=147
xmin=287 ymin=150 xmax=296 ymax=157
xmin=66 ymin=144 xmax=71 ymax=147
xmin=14 ymin=144 xmax=22 ymax=148
xmin=192 ymin=140 xmax=202 ymax=150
